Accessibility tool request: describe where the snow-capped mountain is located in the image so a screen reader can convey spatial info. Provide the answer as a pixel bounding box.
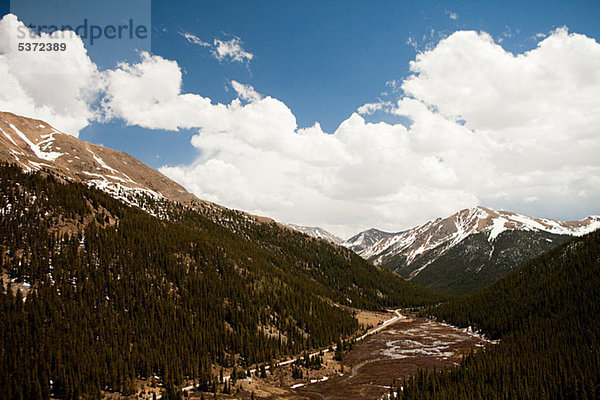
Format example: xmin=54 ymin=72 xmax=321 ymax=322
xmin=286 ymin=223 xmax=344 ymax=245
xmin=343 ymin=228 xmax=397 ymax=254
xmin=345 ymin=206 xmax=600 ymax=294
xmin=349 ymin=206 xmax=600 ymax=264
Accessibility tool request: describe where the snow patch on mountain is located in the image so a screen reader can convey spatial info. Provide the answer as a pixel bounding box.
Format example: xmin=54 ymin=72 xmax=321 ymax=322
xmin=345 ymin=206 xmax=600 ymax=278
xmin=1 ymin=127 xmax=18 ymax=146
xmin=9 ymin=123 xmax=63 ymax=162
xmin=488 ymin=216 xmax=509 ymax=241
xmin=87 ymin=148 xmax=119 ymax=174
xmin=286 ymin=224 xmax=344 ymax=245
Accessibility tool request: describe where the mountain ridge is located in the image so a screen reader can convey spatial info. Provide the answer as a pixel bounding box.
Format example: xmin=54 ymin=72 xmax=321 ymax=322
xmin=0 ymin=110 xmax=282 ymax=227
xmin=341 ymin=206 xmax=600 ymax=294
xmin=0 ymin=111 xmax=198 ymax=206
xmin=343 ymin=228 xmax=398 ymax=254
xmin=347 ymin=206 xmax=600 ymax=264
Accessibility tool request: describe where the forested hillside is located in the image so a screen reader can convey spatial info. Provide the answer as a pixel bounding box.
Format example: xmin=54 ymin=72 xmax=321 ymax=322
xmin=398 ymin=228 xmax=600 ymax=399
xmin=404 ymin=229 xmax=573 ymax=295
xmin=0 ymin=164 xmax=440 ymax=399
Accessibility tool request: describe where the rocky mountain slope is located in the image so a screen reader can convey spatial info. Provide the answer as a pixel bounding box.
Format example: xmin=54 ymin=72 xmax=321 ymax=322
xmin=0 ymin=110 xmax=281 ymax=229
xmin=0 ymin=111 xmax=201 ymax=207
xmin=346 ymin=206 xmax=600 ymax=294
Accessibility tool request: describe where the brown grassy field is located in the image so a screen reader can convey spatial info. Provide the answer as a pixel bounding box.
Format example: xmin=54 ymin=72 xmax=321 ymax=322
xmin=183 ymin=311 xmax=489 ymax=400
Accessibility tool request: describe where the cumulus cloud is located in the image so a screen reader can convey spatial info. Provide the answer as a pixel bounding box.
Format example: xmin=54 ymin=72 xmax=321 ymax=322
xmin=159 ymin=28 xmax=600 ymax=237
xmin=2 ymin=14 xmax=598 ymax=237
xmin=212 ymin=37 xmax=254 ymax=63
xmin=400 ymin=29 xmax=600 ymax=148
xmin=100 ymin=53 xmax=283 ymax=136
xmin=0 ymin=14 xmax=100 ymax=135
xmin=101 ymin=52 xmax=213 ymax=130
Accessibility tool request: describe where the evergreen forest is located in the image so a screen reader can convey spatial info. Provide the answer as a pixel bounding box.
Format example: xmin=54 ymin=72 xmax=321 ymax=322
xmin=398 ymin=227 xmax=600 ymax=399
xmin=0 ymin=164 xmax=440 ymax=399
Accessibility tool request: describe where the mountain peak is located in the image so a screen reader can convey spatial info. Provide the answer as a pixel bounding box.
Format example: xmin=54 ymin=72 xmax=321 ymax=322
xmin=0 ymin=111 xmax=201 ymax=207
xmin=343 ymin=206 xmax=600 ymax=293
xmin=343 ymin=228 xmax=398 ymax=254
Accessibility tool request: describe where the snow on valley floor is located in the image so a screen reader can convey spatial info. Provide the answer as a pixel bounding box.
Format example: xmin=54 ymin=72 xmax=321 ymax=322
xmin=292 ymin=314 xmax=491 ymax=400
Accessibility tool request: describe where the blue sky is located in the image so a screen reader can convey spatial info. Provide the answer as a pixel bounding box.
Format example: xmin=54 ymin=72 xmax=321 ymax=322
xmin=102 ymin=0 xmax=600 ymax=168
xmin=2 ymin=0 xmax=600 ymax=235
xmin=7 ymin=0 xmax=598 ymax=168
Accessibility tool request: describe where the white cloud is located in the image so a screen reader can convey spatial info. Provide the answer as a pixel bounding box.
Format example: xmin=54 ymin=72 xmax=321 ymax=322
xmin=180 ymin=32 xmax=210 ymax=47
xmin=159 ymin=28 xmax=600 ymax=237
xmin=212 ymin=37 xmax=254 ymax=63
xmin=0 ymin=14 xmax=100 ymax=136
xmin=179 ymin=32 xmax=254 ymax=64
xmin=406 ymin=29 xmax=448 ymax=54
xmin=231 ymin=80 xmax=262 ymax=102
xmin=357 ymin=101 xmax=391 ymax=115
xmin=101 ymin=52 xmax=213 ymax=130
xmin=2 ymin=14 xmax=598 ymax=238
xmin=400 ymin=28 xmax=600 ymax=138
xmin=100 ymin=54 xmax=286 ymax=135
xmin=386 ymin=79 xmax=401 ymax=91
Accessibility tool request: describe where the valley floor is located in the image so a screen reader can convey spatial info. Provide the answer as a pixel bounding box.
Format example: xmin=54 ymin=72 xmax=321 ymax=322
xmin=137 ymin=311 xmax=491 ymax=400
xmin=289 ymin=314 xmax=490 ymax=400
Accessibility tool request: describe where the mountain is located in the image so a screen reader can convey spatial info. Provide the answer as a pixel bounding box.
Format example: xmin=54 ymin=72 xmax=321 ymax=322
xmin=0 ymin=112 xmax=442 ymax=398
xmin=285 ymin=223 xmax=344 ymax=245
xmin=343 ymin=228 xmax=397 ymax=253
xmin=346 ymin=206 xmax=600 ymax=294
xmin=0 ymin=110 xmax=282 ymax=229
xmin=0 ymin=111 xmax=205 ymax=208
xmin=399 ymin=228 xmax=600 ymax=399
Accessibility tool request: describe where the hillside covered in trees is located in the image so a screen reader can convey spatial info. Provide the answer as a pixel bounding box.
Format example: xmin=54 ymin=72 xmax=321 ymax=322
xmin=0 ymin=164 xmax=441 ymax=399
xmin=398 ymin=227 xmax=600 ymax=399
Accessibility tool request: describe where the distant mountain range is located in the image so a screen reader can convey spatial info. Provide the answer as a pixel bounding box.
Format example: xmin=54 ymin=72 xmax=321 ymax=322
xmin=289 ymin=206 xmax=600 ymax=294
xmin=343 ymin=228 xmax=397 ymax=254
xmin=284 ymin=223 xmax=344 ymax=245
